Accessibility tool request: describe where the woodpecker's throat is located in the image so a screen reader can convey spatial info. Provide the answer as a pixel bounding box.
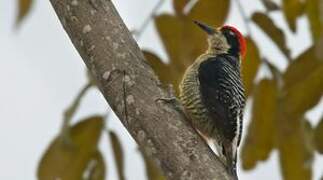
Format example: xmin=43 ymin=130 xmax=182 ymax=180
xmin=194 ymin=21 xmax=246 ymax=59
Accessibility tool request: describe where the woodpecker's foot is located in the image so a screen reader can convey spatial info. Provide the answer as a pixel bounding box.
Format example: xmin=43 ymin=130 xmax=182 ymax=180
xmin=155 ymin=97 xmax=182 ymax=109
xmin=155 ymin=97 xmax=177 ymax=103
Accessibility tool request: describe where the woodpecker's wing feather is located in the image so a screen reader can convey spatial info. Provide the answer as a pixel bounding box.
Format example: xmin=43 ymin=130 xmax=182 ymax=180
xmin=198 ymin=54 xmax=245 ymax=145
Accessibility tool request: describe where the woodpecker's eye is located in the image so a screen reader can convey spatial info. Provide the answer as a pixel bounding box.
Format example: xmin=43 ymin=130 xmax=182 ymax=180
xmin=221 ymin=25 xmax=247 ymax=59
xmin=221 ymin=28 xmax=240 ymax=57
xmin=228 ymin=30 xmax=236 ymax=37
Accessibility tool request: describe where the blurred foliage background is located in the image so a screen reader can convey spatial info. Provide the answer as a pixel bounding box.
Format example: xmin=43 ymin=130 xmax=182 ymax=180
xmin=11 ymin=0 xmax=323 ymax=179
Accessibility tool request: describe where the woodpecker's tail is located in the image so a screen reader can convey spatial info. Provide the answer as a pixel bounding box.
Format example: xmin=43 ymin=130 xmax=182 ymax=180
xmin=210 ymin=139 xmax=239 ymax=180
xmin=226 ymin=159 xmax=238 ymax=180
xmin=223 ymin=143 xmax=238 ymax=180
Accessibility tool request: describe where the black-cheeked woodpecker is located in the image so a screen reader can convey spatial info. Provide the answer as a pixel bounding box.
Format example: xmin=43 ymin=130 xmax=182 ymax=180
xmin=179 ymin=21 xmax=246 ymax=179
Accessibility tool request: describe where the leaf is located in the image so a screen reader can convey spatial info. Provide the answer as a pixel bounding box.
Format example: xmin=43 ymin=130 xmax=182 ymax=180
xmin=110 ymin=131 xmax=125 ymax=180
xmin=277 ymin=118 xmax=313 ymax=180
xmin=263 ymin=58 xmax=283 ymax=81
xmin=143 ymin=50 xmax=180 ymax=88
xmin=282 ymin=0 xmax=304 ymax=32
xmin=241 ymin=38 xmax=261 ymax=97
xmin=241 ymin=79 xmax=278 ymax=170
xmin=305 ymin=0 xmax=321 ymax=41
xmin=155 ymin=14 xmax=205 ymax=71
xmin=283 ymin=60 xmax=323 ymax=117
xmin=262 ymin=0 xmax=280 ymax=11
xmin=154 ymin=14 xmax=208 ymax=93
xmin=188 ymin=0 xmax=230 ymax=27
xmin=283 ymin=47 xmax=322 ymax=89
xmin=252 ymin=12 xmax=290 ymax=58
xmin=86 ymin=151 xmax=106 ymax=180
xmin=284 ymin=72 xmax=323 ymax=116
xmin=314 ymin=118 xmax=323 ymax=154
xmin=155 ymin=14 xmax=188 ymax=72
xmin=155 ymin=0 xmax=230 ymax=91
xmin=37 ymin=116 xmax=104 ymax=180
xmin=140 ymin=149 xmax=165 ymax=180
xmin=16 ymin=0 xmax=33 ymax=26
xmin=173 ymin=0 xmax=190 ymax=14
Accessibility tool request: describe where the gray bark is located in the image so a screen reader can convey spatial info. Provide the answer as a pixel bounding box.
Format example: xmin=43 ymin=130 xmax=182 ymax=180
xmin=49 ymin=0 xmax=231 ymax=179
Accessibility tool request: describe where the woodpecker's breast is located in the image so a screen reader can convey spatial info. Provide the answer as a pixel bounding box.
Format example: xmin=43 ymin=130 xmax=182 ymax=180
xmin=179 ymin=62 xmax=206 ymax=117
xmin=179 ymin=55 xmax=216 ymax=135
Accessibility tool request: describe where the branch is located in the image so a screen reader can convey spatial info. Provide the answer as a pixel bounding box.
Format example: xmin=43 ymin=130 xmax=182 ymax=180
xmin=49 ymin=0 xmax=231 ymax=179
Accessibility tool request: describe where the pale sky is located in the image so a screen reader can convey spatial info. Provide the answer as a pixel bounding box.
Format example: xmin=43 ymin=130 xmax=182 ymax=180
xmin=0 ymin=0 xmax=322 ymax=180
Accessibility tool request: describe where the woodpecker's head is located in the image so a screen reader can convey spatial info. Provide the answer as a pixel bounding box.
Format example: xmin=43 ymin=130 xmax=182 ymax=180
xmin=194 ymin=21 xmax=247 ymax=60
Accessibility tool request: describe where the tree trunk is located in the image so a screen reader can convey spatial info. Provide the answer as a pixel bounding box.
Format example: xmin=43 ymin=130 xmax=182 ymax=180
xmin=49 ymin=0 xmax=231 ymax=179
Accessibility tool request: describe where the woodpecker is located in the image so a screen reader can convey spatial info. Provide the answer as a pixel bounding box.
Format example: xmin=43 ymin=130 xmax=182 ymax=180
xmin=179 ymin=21 xmax=246 ymax=179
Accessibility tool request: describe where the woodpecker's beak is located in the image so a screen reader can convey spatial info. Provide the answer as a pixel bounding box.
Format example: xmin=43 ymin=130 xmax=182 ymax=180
xmin=194 ymin=20 xmax=216 ymax=35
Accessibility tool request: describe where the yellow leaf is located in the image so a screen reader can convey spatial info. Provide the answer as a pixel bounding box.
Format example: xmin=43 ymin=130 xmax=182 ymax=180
xmin=143 ymin=50 xmax=180 ymax=88
xmin=110 ymin=131 xmax=125 ymax=180
xmin=262 ymin=0 xmax=280 ymax=11
xmin=305 ymin=0 xmax=323 ymax=59
xmin=37 ymin=116 xmax=104 ymax=180
xmin=283 ymin=47 xmax=322 ymax=89
xmin=173 ymin=0 xmax=189 ymax=14
xmin=282 ymin=0 xmax=304 ymax=32
xmin=140 ymin=149 xmax=165 ymax=180
xmin=241 ymin=38 xmax=261 ymax=97
xmin=241 ymin=79 xmax=277 ymax=170
xmin=155 ymin=14 xmax=189 ymax=72
xmin=155 ymin=0 xmax=230 ymax=91
xmin=155 ymin=14 xmax=206 ymax=72
xmin=252 ymin=12 xmax=290 ymax=58
xmin=188 ymin=0 xmax=230 ymax=27
xmin=277 ymin=118 xmax=313 ymax=180
xmin=283 ymin=62 xmax=323 ymax=117
xmin=305 ymin=0 xmax=321 ymax=41
xmin=314 ymin=118 xmax=323 ymax=154
xmin=87 ymin=151 xmax=106 ymax=180
xmin=16 ymin=0 xmax=33 ymax=26
xmin=154 ymin=14 xmax=209 ymax=93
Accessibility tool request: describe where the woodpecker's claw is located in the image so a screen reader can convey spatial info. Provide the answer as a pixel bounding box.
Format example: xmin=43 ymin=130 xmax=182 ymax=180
xmin=155 ymin=97 xmax=177 ymax=103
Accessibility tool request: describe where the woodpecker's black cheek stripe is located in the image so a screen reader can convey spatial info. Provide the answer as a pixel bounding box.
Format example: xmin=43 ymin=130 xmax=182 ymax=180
xmin=222 ymin=29 xmax=240 ymax=58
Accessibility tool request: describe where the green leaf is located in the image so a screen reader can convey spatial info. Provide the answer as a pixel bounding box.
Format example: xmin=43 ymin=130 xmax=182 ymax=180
xmin=16 ymin=0 xmax=33 ymax=26
xmin=252 ymin=12 xmax=290 ymax=58
xmin=140 ymin=149 xmax=165 ymax=180
xmin=37 ymin=116 xmax=104 ymax=180
xmin=282 ymin=0 xmax=304 ymax=32
xmin=314 ymin=118 xmax=323 ymax=154
xmin=241 ymin=79 xmax=277 ymax=170
xmin=110 ymin=131 xmax=125 ymax=180
xmin=188 ymin=0 xmax=230 ymax=27
xmin=277 ymin=118 xmax=313 ymax=180
xmin=241 ymin=38 xmax=261 ymax=97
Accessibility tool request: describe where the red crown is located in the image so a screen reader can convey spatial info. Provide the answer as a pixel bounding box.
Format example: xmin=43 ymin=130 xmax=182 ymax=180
xmin=222 ymin=25 xmax=247 ymax=59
